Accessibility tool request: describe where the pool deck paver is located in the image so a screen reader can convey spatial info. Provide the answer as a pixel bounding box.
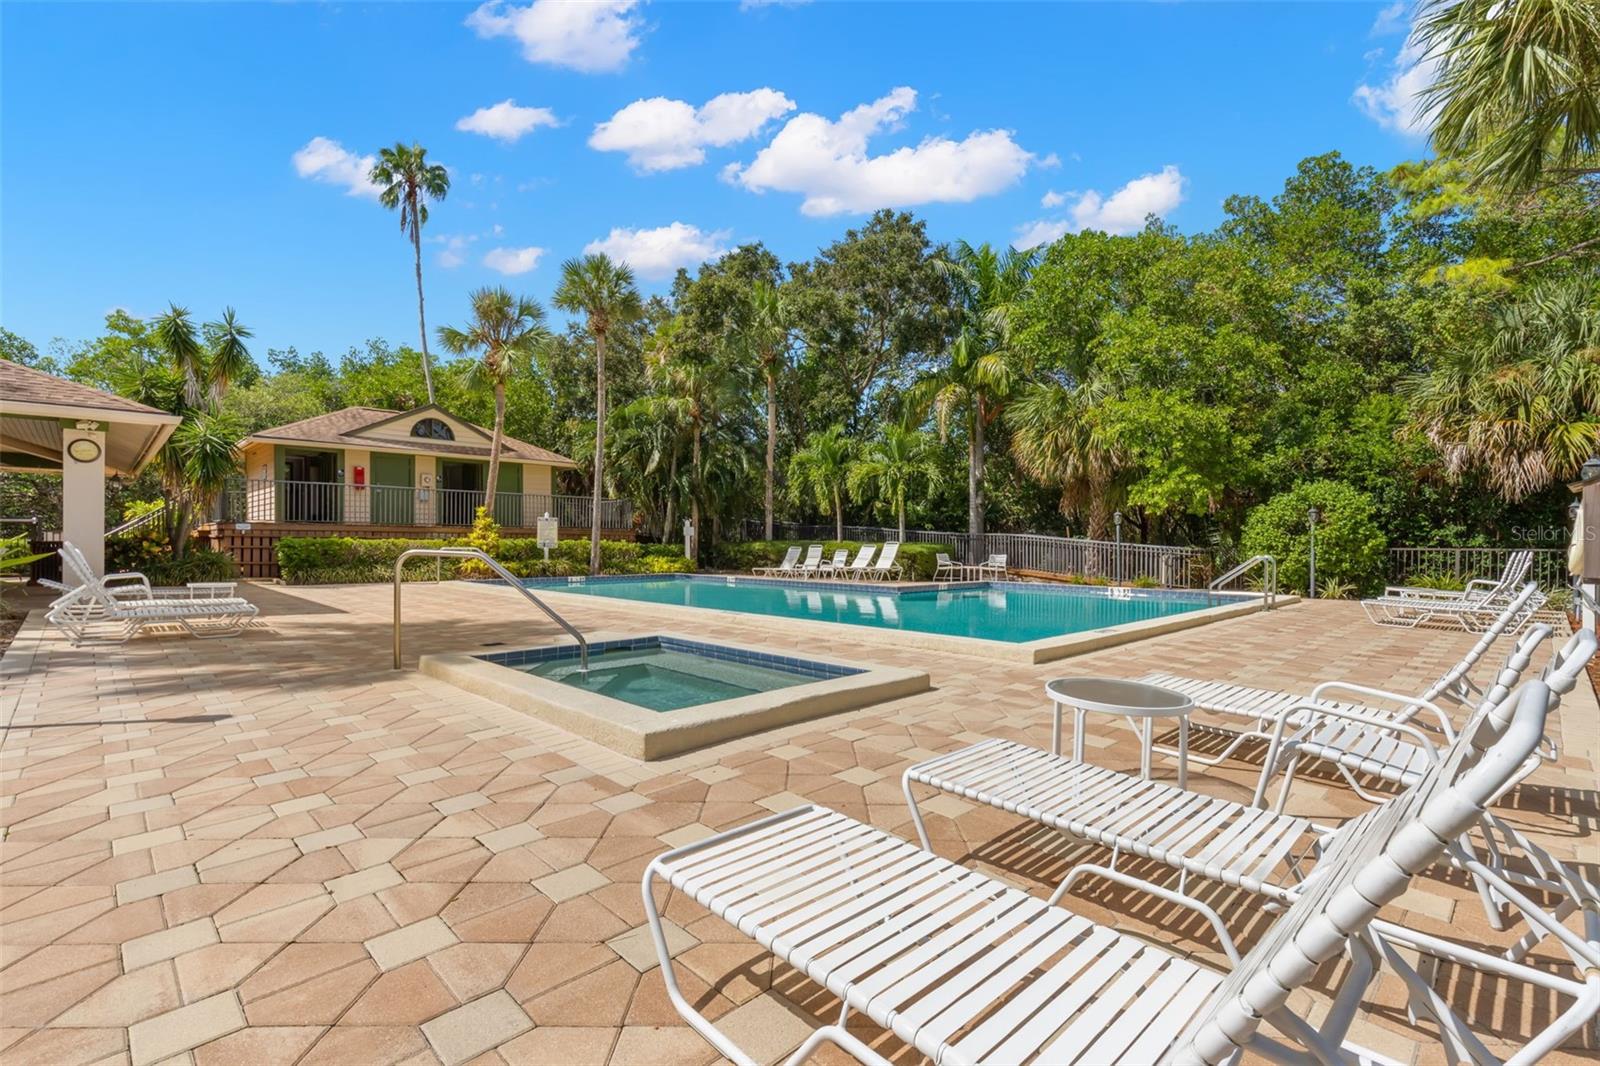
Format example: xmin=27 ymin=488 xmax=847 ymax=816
xmin=1 ymin=578 xmax=1597 ymax=1065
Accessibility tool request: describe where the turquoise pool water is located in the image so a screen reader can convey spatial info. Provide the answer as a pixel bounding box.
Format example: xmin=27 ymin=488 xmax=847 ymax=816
xmin=517 ymin=646 xmax=815 ymax=712
xmin=520 ymin=576 xmax=1225 ymax=644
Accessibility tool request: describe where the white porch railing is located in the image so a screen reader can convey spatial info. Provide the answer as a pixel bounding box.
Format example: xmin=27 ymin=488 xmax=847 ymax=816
xmin=220 ymin=477 xmax=632 ymax=531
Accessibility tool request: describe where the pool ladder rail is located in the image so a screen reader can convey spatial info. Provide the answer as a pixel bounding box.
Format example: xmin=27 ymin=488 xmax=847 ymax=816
xmin=1208 ymin=554 xmax=1278 ymax=609
xmin=392 ymin=547 xmax=590 ymax=673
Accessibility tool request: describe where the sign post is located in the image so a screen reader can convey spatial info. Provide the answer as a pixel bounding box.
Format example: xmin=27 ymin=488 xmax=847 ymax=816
xmin=536 ymin=513 xmax=559 ymax=563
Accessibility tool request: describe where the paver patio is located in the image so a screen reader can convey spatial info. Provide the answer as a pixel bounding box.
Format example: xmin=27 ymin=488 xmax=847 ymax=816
xmin=2 ymin=579 xmax=1597 ymax=1065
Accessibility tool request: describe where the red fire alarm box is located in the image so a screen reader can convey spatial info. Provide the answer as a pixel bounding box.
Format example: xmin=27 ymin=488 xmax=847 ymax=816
xmin=353 ymin=465 xmax=366 ymax=490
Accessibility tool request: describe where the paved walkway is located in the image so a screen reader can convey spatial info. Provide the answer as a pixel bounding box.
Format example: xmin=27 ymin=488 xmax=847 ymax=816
xmin=2 ymin=580 xmax=1597 ymax=1065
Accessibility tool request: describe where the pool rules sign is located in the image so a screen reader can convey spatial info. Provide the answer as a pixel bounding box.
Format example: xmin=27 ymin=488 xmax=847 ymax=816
xmin=537 ymin=513 xmax=559 ymax=561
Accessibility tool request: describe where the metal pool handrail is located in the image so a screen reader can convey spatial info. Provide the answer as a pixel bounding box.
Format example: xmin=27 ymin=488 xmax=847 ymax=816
xmin=1209 ymin=554 xmax=1278 ymax=609
xmin=392 ymin=547 xmax=589 ymax=672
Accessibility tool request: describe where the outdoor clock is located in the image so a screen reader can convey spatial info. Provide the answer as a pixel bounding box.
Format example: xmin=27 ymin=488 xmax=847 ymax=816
xmin=67 ymin=438 xmax=102 ymax=464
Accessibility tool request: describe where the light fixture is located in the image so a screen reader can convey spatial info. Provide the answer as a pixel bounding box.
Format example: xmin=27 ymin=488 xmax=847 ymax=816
xmin=1582 ymin=455 xmax=1600 ymax=481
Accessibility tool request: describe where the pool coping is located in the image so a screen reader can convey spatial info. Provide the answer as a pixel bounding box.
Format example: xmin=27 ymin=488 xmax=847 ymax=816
xmin=513 ymin=580 xmax=1296 ymax=665
xmin=418 ymin=629 xmax=931 ymax=760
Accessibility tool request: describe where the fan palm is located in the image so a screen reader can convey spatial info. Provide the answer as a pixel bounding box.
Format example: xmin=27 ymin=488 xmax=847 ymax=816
xmin=908 ymin=241 xmax=1036 ymax=561
xmin=370 ymin=143 xmax=450 ymax=404
xmin=1008 ymin=375 xmax=1125 ymax=539
xmin=787 ymin=424 xmax=854 ymax=541
xmin=740 ymin=280 xmax=791 ymax=540
xmin=1418 ymin=0 xmax=1600 ymax=195
xmin=436 ymin=288 xmax=550 ymax=514
xmin=554 ymin=254 xmax=644 ymax=573
xmin=1406 ymin=279 xmax=1600 ymax=501
xmin=847 ymin=424 xmax=943 ymax=540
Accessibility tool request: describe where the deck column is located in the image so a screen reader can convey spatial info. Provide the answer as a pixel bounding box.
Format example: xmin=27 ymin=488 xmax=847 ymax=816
xmin=62 ymin=423 xmax=107 ymax=576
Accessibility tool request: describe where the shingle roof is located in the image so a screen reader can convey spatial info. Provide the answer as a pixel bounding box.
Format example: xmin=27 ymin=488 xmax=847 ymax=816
xmin=247 ymin=405 xmax=576 ymax=466
xmin=0 ymin=358 xmax=171 ymax=416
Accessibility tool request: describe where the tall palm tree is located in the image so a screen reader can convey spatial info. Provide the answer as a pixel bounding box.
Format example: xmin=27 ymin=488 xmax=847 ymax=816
xmin=847 ymin=424 xmax=943 ymax=540
xmin=1008 ymin=375 xmax=1125 ymax=539
xmin=1406 ymin=279 xmax=1600 ymax=501
xmin=909 ymin=241 xmax=1036 ymax=562
xmin=370 ymin=143 xmax=450 ymax=404
xmin=740 ymin=280 xmax=791 ymax=540
xmin=1419 ymin=0 xmax=1600 ymax=195
xmin=436 ymin=287 xmax=550 ymax=514
xmin=787 ymin=424 xmax=854 ymax=541
xmin=553 ymin=254 xmax=643 ymax=573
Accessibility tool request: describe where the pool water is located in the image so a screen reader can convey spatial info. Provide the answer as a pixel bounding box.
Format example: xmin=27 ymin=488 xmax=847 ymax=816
xmin=522 ymin=576 xmax=1224 ymax=644
xmin=513 ymin=646 xmax=821 ymax=712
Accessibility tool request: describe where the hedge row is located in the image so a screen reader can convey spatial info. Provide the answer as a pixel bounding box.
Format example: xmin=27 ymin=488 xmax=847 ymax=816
xmin=276 ymin=536 xmax=691 ymax=585
xmin=707 ymin=539 xmax=952 ymax=581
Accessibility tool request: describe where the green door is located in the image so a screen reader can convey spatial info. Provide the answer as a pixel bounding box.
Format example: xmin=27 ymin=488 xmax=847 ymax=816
xmin=370 ymin=452 xmax=415 ymax=526
xmin=493 ymin=463 xmax=523 ymax=527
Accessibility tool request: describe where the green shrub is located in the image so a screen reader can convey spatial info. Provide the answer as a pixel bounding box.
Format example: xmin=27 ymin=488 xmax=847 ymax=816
xmin=276 ymin=535 xmax=690 ymax=584
xmin=1397 ymin=572 xmax=1468 ymax=592
xmin=1240 ymin=480 xmax=1387 ymax=595
xmin=706 ymin=539 xmax=950 ymax=581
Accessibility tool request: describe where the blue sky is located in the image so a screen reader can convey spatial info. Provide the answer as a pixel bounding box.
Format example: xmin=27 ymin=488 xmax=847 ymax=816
xmin=2 ymin=1 xmax=1428 ymax=361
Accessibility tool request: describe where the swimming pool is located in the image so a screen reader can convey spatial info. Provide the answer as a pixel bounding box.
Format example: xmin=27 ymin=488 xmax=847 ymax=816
xmin=519 ymin=575 xmax=1243 ymax=645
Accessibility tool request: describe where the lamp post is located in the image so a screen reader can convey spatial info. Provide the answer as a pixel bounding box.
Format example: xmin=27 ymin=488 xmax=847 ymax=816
xmin=1307 ymin=506 xmax=1321 ymax=599
xmin=1113 ymin=510 xmax=1124 ymax=584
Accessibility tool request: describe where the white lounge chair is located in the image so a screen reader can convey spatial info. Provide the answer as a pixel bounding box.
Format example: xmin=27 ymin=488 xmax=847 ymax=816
xmin=1362 ymin=552 xmax=1543 ymax=630
xmin=46 ymin=571 xmax=259 ymax=646
xmin=56 ymin=541 xmax=240 ymax=603
xmin=793 ymin=544 xmax=824 ymax=578
xmin=842 ymin=544 xmax=876 ymax=581
xmin=1136 ymin=583 xmax=1541 ymax=784
xmin=862 ymin=541 xmax=901 ymax=581
xmin=644 ymin=680 xmax=1550 ymax=1066
xmin=754 ymin=545 xmax=801 ymax=577
xmin=979 ymin=552 xmax=1008 ymax=579
xmin=932 ymin=552 xmax=963 ymax=581
xmin=819 ymin=548 xmax=850 ymax=579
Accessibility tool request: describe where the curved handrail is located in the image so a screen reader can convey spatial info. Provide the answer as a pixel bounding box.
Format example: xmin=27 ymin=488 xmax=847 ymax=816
xmin=1209 ymin=554 xmax=1278 ymax=609
xmin=393 ymin=547 xmax=589 ymax=672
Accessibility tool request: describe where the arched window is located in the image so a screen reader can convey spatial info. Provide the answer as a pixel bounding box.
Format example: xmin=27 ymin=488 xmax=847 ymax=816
xmin=411 ymin=417 xmax=454 ymax=441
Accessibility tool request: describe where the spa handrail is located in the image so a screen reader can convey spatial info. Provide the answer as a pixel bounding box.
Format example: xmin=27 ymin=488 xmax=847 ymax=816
xmin=1209 ymin=554 xmax=1277 ymax=609
xmin=392 ymin=547 xmax=589 ymax=672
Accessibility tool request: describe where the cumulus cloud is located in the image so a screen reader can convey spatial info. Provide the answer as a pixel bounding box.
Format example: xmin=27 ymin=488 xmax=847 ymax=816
xmin=590 ymin=89 xmax=796 ymax=171
xmin=583 ymin=222 xmax=730 ymax=280
xmin=483 ymin=246 xmax=546 ymax=275
xmin=456 ymin=99 xmax=561 ymax=142
xmin=465 ymin=0 xmax=642 ymax=73
xmin=1013 ymin=165 xmax=1186 ymax=248
xmin=1370 ymin=0 xmax=1409 ymax=35
xmin=292 ymin=137 xmax=378 ymax=198
xmin=725 ymin=87 xmax=1035 ymax=216
xmin=1353 ymin=27 xmax=1437 ymax=136
xmin=433 ymin=233 xmax=478 ymax=269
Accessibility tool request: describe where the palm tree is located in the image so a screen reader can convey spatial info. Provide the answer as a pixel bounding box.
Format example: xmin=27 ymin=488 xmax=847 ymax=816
xmin=787 ymin=424 xmax=854 ymax=541
xmin=124 ymin=305 xmax=251 ymax=556
xmin=847 ymin=424 xmax=943 ymax=540
xmin=1406 ymin=279 xmax=1600 ymax=501
xmin=436 ymin=287 xmax=550 ymax=514
xmin=553 ymin=254 xmax=643 ymax=574
xmin=909 ymin=241 xmax=1036 ymax=562
xmin=1008 ymin=375 xmax=1125 ymax=539
xmin=1419 ymin=0 xmax=1600 ymax=196
xmin=370 ymin=143 xmax=450 ymax=404
xmin=740 ymin=280 xmax=791 ymax=540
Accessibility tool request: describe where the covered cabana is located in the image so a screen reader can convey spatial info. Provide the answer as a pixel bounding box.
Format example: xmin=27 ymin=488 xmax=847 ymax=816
xmin=0 ymin=358 xmax=180 ymax=576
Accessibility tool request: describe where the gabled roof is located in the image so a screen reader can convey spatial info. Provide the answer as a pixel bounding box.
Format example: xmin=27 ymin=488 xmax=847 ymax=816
xmin=245 ymin=405 xmax=576 ymax=466
xmin=1 ymin=358 xmax=171 ymax=417
xmin=0 ymin=358 xmax=181 ymax=476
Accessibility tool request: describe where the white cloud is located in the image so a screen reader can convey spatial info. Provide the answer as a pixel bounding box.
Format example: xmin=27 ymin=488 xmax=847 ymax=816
xmin=1012 ymin=219 xmax=1071 ymax=251
xmin=465 ymin=0 xmax=641 ymax=73
xmin=1353 ymin=27 xmax=1437 ymax=136
xmin=457 ymin=99 xmax=560 ymax=143
xmin=291 ymin=137 xmax=378 ymax=198
xmin=1370 ymin=0 xmax=1408 ymax=35
xmin=1014 ymin=165 xmax=1186 ymax=247
xmin=1070 ymin=165 xmax=1185 ymax=234
xmin=725 ymin=87 xmax=1035 ymax=216
xmin=482 ymin=246 xmax=546 ymax=275
xmin=434 ymin=233 xmax=478 ymax=269
xmin=583 ymin=222 xmax=731 ymax=280
xmin=590 ymin=89 xmax=795 ymax=171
